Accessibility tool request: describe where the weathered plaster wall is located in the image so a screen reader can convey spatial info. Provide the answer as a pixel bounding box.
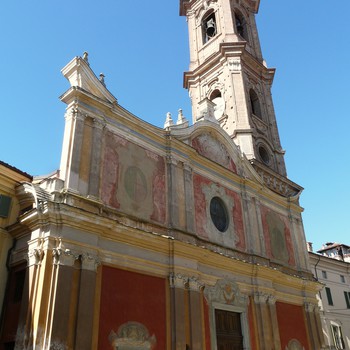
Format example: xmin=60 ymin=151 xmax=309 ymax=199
xmin=193 ymin=173 xmax=245 ymax=250
xmin=260 ymin=205 xmax=296 ymax=267
xmin=101 ymin=131 xmax=166 ymax=224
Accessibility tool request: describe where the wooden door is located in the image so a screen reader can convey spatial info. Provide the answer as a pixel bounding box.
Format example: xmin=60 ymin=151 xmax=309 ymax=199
xmin=215 ymin=309 xmax=244 ymax=350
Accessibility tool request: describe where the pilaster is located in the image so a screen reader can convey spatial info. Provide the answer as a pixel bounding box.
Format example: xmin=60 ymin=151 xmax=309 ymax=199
xmin=169 ymin=273 xmax=187 ymax=350
xmin=88 ymin=117 xmax=105 ymax=199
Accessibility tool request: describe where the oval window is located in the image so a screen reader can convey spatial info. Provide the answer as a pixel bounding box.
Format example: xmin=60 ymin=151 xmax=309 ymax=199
xmin=210 ymin=197 xmax=229 ymax=232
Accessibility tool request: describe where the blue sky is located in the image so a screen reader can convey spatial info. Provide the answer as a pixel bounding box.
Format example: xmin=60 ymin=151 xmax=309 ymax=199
xmin=1 ymin=1 xmax=349 ymax=251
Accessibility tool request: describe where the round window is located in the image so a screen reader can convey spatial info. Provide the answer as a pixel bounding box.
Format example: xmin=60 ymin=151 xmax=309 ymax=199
xmin=258 ymin=146 xmax=270 ymax=165
xmin=210 ymin=197 xmax=229 ymax=232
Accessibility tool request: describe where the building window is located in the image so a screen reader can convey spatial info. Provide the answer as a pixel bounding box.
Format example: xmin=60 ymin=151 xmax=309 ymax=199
xmin=258 ymin=145 xmax=270 ymax=165
xmin=325 ymin=287 xmax=334 ymax=306
xmin=249 ymin=89 xmax=262 ymax=119
xmin=202 ymin=11 xmax=217 ymax=44
xmin=321 ymin=270 xmax=327 ymax=279
xmin=215 ymin=309 xmax=244 ymax=349
xmin=234 ymin=11 xmax=248 ymax=41
xmin=344 ymin=291 xmax=350 ymax=309
xmin=0 ymin=194 xmax=12 ymax=218
xmin=331 ymin=324 xmax=345 ymax=349
xmin=340 ymin=275 xmax=345 ymax=283
xmin=210 ymin=197 xmax=229 ymax=233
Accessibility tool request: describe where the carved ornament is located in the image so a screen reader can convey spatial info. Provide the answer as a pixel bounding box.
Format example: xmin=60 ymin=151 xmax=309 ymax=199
xmin=109 ymin=322 xmax=156 ymax=350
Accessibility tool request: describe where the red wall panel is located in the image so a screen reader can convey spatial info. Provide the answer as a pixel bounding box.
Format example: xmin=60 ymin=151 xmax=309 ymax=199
xmin=98 ymin=266 xmax=167 ymax=349
xmin=276 ymin=302 xmax=309 ymax=349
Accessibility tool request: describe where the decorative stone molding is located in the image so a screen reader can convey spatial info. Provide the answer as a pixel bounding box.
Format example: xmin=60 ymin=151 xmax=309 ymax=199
xmin=81 ymin=252 xmax=100 ymax=272
xmin=27 ymin=248 xmax=44 ymax=266
xmin=205 ymin=279 xmax=248 ymax=307
xmin=188 ymin=277 xmax=204 ymax=292
xmin=253 ymin=292 xmax=269 ymax=304
xmin=285 ymin=339 xmax=305 ymax=350
xmin=304 ymin=302 xmax=318 ymax=313
xmin=169 ymin=273 xmax=188 ymax=289
xmin=52 ymin=248 xmax=79 ymax=267
xmin=228 ymin=58 xmax=242 ymax=72
xmin=109 ymin=322 xmax=156 ymax=350
xmin=267 ymin=294 xmax=277 ymax=305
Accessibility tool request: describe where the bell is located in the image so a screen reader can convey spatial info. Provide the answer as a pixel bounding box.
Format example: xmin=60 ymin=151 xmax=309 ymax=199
xmin=206 ymin=18 xmax=216 ymax=37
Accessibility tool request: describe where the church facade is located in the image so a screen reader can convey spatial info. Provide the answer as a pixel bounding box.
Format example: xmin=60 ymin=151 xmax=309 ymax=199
xmin=1 ymin=0 xmax=324 ymax=349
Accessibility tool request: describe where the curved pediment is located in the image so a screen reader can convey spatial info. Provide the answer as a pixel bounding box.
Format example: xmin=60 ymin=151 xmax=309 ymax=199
xmin=169 ymin=120 xmax=263 ymax=185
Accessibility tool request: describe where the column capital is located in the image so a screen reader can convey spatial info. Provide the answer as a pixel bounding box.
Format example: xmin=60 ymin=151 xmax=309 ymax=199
xmin=169 ymin=273 xmax=188 ymax=289
xmin=253 ymin=292 xmax=269 ymax=304
xmin=26 ymin=248 xmax=44 ymax=266
xmin=81 ymin=252 xmax=101 ymax=272
xmin=52 ymin=248 xmax=79 ymax=267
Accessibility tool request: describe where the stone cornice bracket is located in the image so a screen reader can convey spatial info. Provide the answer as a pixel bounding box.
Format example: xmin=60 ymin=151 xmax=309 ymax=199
xmin=81 ymin=252 xmax=101 ymax=272
xmin=52 ymin=248 xmax=79 ymax=267
xmin=26 ymin=248 xmax=44 ymax=267
xmin=169 ymin=273 xmax=188 ymax=289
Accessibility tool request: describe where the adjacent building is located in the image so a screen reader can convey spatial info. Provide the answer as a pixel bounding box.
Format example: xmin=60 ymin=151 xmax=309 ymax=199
xmin=309 ymin=243 xmax=350 ymax=350
xmin=0 ymin=161 xmax=32 ymax=334
xmin=0 ymin=1 xmax=326 ymax=349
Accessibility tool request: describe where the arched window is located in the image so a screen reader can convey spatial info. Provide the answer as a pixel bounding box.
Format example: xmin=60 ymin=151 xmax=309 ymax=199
xmin=249 ymin=89 xmax=262 ymax=119
xmin=210 ymin=89 xmax=225 ymax=119
xmin=234 ymin=11 xmax=248 ymax=41
xmin=202 ymin=11 xmax=217 ymax=44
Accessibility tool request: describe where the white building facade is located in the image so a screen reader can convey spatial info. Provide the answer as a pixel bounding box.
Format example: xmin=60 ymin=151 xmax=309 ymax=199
xmin=309 ymin=244 xmax=350 ymax=350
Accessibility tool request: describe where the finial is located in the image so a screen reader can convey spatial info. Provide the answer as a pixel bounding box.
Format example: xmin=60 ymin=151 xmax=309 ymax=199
xmin=99 ymin=73 xmax=106 ymax=87
xmin=176 ymin=109 xmax=189 ymax=128
xmin=164 ymin=112 xmax=174 ymax=128
xmin=82 ymin=51 xmax=89 ymax=64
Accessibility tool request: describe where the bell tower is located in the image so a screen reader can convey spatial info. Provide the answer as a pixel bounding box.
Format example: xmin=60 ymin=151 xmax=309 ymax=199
xmin=180 ymin=0 xmax=287 ymax=178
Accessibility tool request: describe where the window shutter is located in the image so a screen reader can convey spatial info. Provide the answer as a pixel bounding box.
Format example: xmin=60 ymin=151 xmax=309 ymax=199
xmin=326 ymin=287 xmax=334 ymax=306
xmin=344 ymin=291 xmax=350 ymax=309
xmin=0 ymin=194 xmax=12 ymax=218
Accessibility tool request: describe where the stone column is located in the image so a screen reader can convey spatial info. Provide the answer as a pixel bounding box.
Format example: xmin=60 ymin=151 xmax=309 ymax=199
xmin=188 ymin=278 xmax=204 ymax=350
xmin=65 ymin=109 xmax=85 ymax=192
xmin=304 ymin=302 xmax=324 ymax=350
xmin=183 ymin=163 xmax=195 ymax=233
xmin=74 ymin=253 xmax=100 ymax=349
xmin=88 ymin=118 xmax=105 ymax=199
xmin=16 ymin=248 xmax=44 ymax=349
xmin=267 ymin=295 xmax=281 ymax=350
xmin=49 ymin=248 xmax=80 ymax=349
xmin=253 ymin=292 xmax=273 ymax=350
xmin=170 ymin=274 xmax=187 ymax=350
xmin=167 ymin=156 xmax=179 ymax=228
